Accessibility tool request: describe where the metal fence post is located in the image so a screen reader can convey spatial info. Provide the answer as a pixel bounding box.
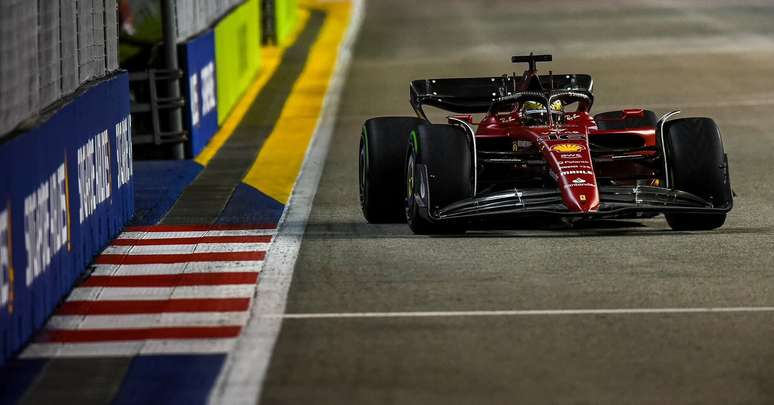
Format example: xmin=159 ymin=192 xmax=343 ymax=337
xmin=161 ymin=0 xmax=185 ymax=160
xmin=262 ymin=0 xmax=277 ymax=45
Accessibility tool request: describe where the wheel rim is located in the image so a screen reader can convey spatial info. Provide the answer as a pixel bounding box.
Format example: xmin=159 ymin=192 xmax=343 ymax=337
xmin=359 ymin=140 xmax=367 ymax=208
xmin=405 ymin=148 xmax=416 ymax=221
xmin=406 ymin=151 xmax=415 ymax=200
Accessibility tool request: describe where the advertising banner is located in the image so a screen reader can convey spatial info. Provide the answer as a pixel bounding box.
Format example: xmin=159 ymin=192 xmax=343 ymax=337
xmin=215 ymin=0 xmax=261 ymax=125
xmin=182 ymin=30 xmax=219 ymax=157
xmin=275 ymin=0 xmax=298 ymax=44
xmin=0 ymin=73 xmax=134 ymax=365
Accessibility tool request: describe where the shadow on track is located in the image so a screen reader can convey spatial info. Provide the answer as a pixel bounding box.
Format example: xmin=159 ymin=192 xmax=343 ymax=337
xmin=296 ymin=219 xmax=771 ymax=240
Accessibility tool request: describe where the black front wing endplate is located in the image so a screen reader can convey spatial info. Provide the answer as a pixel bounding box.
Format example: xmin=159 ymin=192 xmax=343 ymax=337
xmin=427 ymin=185 xmax=731 ymax=222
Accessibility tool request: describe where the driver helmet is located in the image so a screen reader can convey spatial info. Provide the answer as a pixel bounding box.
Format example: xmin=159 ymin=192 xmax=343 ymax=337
xmin=521 ymin=100 xmax=564 ymax=124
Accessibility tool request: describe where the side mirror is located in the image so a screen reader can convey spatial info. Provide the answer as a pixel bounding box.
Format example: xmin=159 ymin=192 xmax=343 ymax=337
xmin=448 ymin=115 xmax=473 ymax=124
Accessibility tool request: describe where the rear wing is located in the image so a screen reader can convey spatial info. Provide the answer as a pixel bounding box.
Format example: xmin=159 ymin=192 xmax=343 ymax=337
xmin=410 ymin=74 xmax=593 ymax=115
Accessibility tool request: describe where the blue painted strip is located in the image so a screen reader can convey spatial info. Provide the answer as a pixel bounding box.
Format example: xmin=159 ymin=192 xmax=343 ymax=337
xmin=130 ymin=160 xmax=204 ymax=226
xmin=217 ymin=183 xmax=285 ymax=226
xmin=0 ymin=358 xmax=47 ymax=405
xmin=111 ymin=354 xmax=226 ymax=405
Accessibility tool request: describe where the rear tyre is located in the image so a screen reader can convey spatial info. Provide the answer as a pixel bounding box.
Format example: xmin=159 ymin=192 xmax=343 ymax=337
xmin=594 ymin=109 xmax=658 ymax=130
xmin=663 ymin=117 xmax=732 ymax=231
xmin=359 ymin=117 xmax=425 ymax=223
xmin=405 ymin=124 xmax=472 ymax=234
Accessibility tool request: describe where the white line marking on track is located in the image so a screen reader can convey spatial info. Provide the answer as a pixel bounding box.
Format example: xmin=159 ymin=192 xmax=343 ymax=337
xmin=117 ymin=229 xmax=276 ymax=240
xmin=202 ymin=230 xmax=276 ymax=237
xmin=48 ymin=312 xmax=250 ymax=329
xmin=103 ymin=245 xmax=195 ymax=255
xmin=22 ymin=338 xmax=238 ymax=358
xmin=22 ymin=342 xmax=144 ymax=358
xmin=102 ymin=243 xmax=271 ymax=255
xmin=209 ymin=2 xmax=366 ymax=404
xmin=68 ymin=285 xmax=257 ymax=301
xmin=28 ymin=304 xmax=774 ymax=359
xmin=91 ymin=261 xmax=264 ymax=276
xmin=140 ymin=339 xmax=237 ymax=355
xmin=261 ymin=307 xmax=774 ymax=319
xmin=117 ymin=231 xmax=206 ymax=240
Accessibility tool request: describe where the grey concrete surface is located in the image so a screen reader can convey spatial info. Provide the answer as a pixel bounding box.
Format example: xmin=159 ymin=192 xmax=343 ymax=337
xmin=260 ymin=1 xmax=774 ymax=404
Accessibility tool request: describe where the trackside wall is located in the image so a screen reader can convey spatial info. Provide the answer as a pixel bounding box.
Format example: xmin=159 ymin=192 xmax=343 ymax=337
xmin=182 ymin=30 xmax=220 ymax=157
xmin=0 ymin=73 xmax=133 ymax=366
xmin=179 ymin=0 xmax=303 ymax=157
xmin=214 ymin=0 xmax=262 ymax=126
xmin=275 ymin=0 xmax=299 ymax=44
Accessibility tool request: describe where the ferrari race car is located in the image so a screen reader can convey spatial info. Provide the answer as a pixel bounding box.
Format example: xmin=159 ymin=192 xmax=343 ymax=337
xmin=358 ymin=54 xmax=733 ymax=234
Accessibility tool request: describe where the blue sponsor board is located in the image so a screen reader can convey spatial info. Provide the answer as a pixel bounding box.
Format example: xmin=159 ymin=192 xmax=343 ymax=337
xmin=0 ymin=73 xmax=134 ymax=365
xmin=182 ymin=30 xmax=219 ymax=157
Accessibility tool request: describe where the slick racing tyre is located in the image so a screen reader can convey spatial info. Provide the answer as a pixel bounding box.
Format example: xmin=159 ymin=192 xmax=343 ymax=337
xmin=405 ymin=124 xmax=472 ymax=234
xmin=359 ymin=117 xmax=426 ymax=223
xmin=594 ymin=109 xmax=658 ymax=130
xmin=663 ymin=117 xmax=732 ymax=231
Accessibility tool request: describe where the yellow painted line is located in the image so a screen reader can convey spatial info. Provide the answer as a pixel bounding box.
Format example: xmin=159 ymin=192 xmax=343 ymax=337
xmin=243 ymin=0 xmax=351 ymax=204
xmin=194 ymin=9 xmax=311 ymax=167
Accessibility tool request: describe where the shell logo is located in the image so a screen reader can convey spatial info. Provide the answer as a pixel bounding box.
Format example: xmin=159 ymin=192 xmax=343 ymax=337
xmin=551 ymin=143 xmax=585 ymax=153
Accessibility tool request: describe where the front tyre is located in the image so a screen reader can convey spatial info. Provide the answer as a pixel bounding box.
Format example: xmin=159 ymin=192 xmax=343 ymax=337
xmin=359 ymin=117 xmax=425 ymax=223
xmin=405 ymin=124 xmax=473 ymax=235
xmin=663 ymin=117 xmax=732 ymax=230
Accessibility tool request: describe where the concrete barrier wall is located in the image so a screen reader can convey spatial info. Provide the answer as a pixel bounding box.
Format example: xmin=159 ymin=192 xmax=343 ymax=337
xmin=0 ymin=73 xmax=134 ymax=366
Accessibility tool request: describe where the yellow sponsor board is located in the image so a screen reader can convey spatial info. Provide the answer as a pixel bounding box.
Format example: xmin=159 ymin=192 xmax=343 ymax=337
xmin=276 ymin=0 xmax=299 ymax=44
xmin=215 ymin=0 xmax=262 ymax=126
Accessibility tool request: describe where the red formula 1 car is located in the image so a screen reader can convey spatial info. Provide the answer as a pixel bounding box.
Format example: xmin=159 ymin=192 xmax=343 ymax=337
xmin=358 ymin=54 xmax=733 ymax=234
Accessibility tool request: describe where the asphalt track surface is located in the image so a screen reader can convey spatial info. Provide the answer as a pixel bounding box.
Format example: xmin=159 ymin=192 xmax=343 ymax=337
xmin=259 ymin=1 xmax=774 ymax=404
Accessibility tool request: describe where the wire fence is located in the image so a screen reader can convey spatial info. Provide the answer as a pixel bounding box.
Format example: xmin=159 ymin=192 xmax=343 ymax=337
xmin=0 ymin=0 xmax=119 ymax=138
xmin=0 ymin=0 xmax=249 ymax=137
xmin=175 ymin=0 xmax=245 ymax=42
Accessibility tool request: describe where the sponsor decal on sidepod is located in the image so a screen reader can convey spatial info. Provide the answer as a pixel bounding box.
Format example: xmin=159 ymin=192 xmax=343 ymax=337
xmin=551 ymin=143 xmax=585 ymax=153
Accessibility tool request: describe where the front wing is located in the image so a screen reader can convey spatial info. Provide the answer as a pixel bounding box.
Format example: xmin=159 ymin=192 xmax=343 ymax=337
xmin=412 ymin=164 xmax=732 ymax=223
